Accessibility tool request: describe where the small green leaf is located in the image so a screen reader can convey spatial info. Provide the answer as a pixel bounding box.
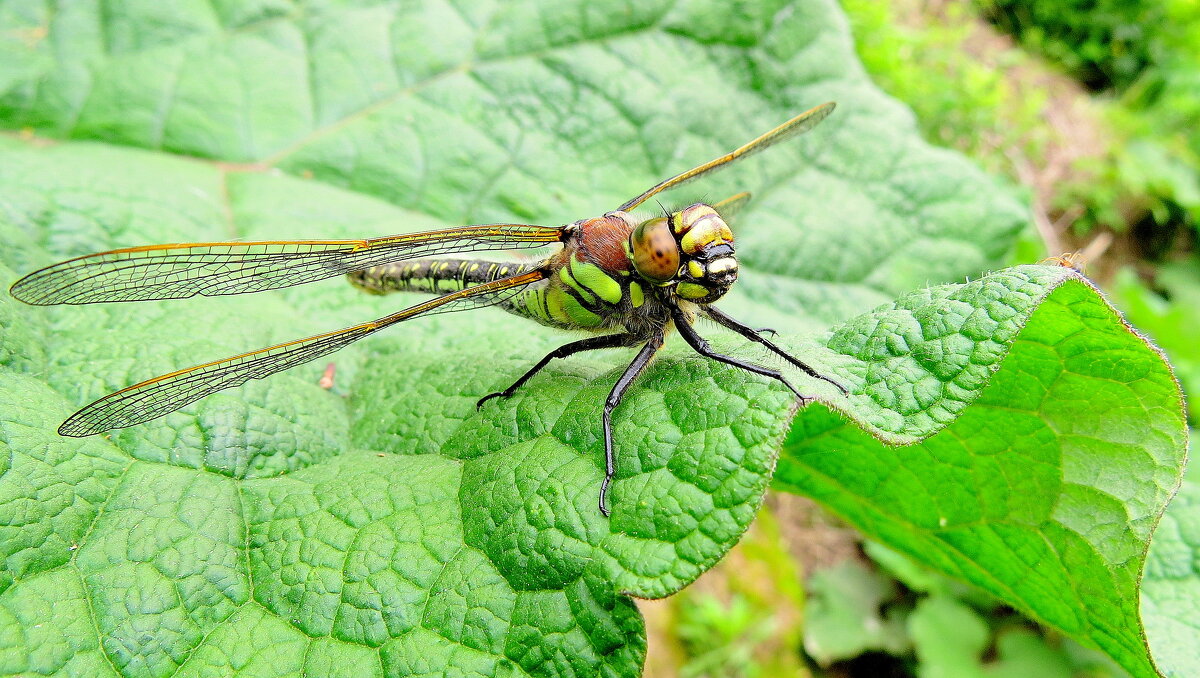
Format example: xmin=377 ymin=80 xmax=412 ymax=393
xmin=908 ymin=595 xmax=1088 ymax=678
xmin=802 ymin=561 xmax=910 ymax=665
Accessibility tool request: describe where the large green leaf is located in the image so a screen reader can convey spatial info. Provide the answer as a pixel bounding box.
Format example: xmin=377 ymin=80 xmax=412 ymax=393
xmin=776 ymin=267 xmax=1188 ymax=677
xmin=0 ymin=1 xmax=1186 ymax=677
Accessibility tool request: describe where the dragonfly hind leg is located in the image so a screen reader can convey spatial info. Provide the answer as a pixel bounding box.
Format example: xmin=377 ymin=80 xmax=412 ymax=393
xmin=476 ymin=333 xmax=639 ymax=409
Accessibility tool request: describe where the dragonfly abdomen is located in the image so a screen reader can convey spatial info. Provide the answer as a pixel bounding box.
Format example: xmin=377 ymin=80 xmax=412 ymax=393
xmin=348 ymin=258 xmax=538 ymax=296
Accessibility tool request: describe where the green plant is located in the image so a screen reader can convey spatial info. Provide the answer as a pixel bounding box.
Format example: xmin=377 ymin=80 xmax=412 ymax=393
xmin=0 ymin=2 xmax=1189 ymax=677
xmin=665 ymin=509 xmax=806 ymax=678
xmin=976 ymin=0 xmax=1165 ymax=91
xmin=970 ymin=0 xmax=1200 ymax=242
xmin=841 ymin=0 xmax=1050 ymax=175
xmin=804 ymin=544 xmax=1126 ymax=677
xmin=1054 ymin=109 xmax=1200 ymax=241
xmin=676 ymin=595 xmax=775 ymax=678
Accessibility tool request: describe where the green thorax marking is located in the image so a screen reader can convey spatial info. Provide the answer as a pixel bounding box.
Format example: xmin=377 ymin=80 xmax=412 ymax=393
xmin=558 ymin=265 xmax=596 ymax=304
xmin=628 ymin=281 xmax=644 ymax=308
xmin=568 ymin=258 xmax=623 ymax=304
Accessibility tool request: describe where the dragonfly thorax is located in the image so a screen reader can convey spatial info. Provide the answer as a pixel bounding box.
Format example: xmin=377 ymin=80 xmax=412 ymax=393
xmin=627 ymin=203 xmax=737 ymax=304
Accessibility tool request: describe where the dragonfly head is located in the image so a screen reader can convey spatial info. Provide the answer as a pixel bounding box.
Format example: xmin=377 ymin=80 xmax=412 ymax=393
xmin=628 ymin=203 xmax=737 ymax=304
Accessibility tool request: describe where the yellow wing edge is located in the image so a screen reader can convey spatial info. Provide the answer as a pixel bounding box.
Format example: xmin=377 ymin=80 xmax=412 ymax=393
xmin=619 ymin=102 xmax=837 ymax=212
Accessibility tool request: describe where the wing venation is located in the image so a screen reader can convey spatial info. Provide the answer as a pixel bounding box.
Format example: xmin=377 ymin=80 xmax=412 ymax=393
xmin=58 ymin=270 xmax=546 ymax=436
xmin=619 ymin=102 xmax=836 ymax=212
xmin=11 ymin=225 xmax=562 ymax=305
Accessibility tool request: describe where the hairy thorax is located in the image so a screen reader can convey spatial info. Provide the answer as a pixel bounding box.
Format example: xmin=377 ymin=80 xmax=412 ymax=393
xmin=509 ymin=212 xmax=672 ymax=339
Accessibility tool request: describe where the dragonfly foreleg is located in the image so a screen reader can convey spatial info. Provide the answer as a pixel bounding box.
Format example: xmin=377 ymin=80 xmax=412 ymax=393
xmin=476 ymin=333 xmax=639 ymax=409
xmin=672 ymin=306 xmax=810 ymax=402
xmin=600 ymin=331 xmax=665 ymax=516
xmin=702 ymin=306 xmax=847 ymax=394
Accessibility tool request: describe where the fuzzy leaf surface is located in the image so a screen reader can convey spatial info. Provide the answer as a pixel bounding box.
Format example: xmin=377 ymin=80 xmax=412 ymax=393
xmin=0 ymin=1 xmax=1184 ymax=677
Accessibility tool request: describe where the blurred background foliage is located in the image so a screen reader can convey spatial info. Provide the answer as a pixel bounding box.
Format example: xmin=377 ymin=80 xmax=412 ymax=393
xmin=645 ymin=0 xmax=1197 ymax=675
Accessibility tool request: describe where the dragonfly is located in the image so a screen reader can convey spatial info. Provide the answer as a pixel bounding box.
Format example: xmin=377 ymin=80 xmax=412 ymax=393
xmin=10 ymin=101 xmax=846 ymax=515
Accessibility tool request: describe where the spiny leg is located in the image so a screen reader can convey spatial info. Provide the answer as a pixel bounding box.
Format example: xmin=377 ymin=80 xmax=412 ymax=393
xmin=671 ymin=306 xmax=810 ymax=401
xmin=702 ymin=305 xmax=848 ymax=394
xmin=600 ymin=332 xmax=665 ymax=517
xmin=477 ymin=333 xmax=639 ymax=409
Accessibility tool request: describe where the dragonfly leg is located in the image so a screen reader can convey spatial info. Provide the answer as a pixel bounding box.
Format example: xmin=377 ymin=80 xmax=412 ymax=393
xmin=476 ymin=333 xmax=638 ymax=409
xmin=600 ymin=331 xmax=665 ymax=517
xmin=702 ymin=306 xmax=848 ymax=395
xmin=673 ymin=306 xmax=811 ymax=402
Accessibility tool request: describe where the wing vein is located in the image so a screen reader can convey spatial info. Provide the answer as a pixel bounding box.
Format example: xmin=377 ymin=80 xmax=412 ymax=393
xmin=57 ymin=270 xmax=546 ymax=436
xmin=11 ymin=225 xmax=562 ymax=305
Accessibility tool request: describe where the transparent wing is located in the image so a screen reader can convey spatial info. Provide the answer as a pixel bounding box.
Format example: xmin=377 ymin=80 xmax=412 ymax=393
xmin=58 ymin=270 xmax=546 ymax=437
xmin=10 ymin=224 xmax=562 ymax=305
xmin=713 ymin=191 xmax=752 ymax=223
xmin=619 ymin=102 xmax=836 ymax=212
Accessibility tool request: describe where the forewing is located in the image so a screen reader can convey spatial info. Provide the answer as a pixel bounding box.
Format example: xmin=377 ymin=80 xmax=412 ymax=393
xmin=57 ymin=270 xmax=546 ymax=436
xmin=619 ymin=102 xmax=836 ymax=212
xmin=10 ymin=224 xmax=562 ymax=305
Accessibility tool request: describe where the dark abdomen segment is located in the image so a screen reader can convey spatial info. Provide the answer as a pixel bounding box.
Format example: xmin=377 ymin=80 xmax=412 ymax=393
xmin=348 ymin=258 xmax=539 ymax=295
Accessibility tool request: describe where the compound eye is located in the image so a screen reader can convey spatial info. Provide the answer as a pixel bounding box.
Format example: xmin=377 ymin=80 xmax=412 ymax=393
xmin=630 ymin=217 xmax=680 ymax=283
